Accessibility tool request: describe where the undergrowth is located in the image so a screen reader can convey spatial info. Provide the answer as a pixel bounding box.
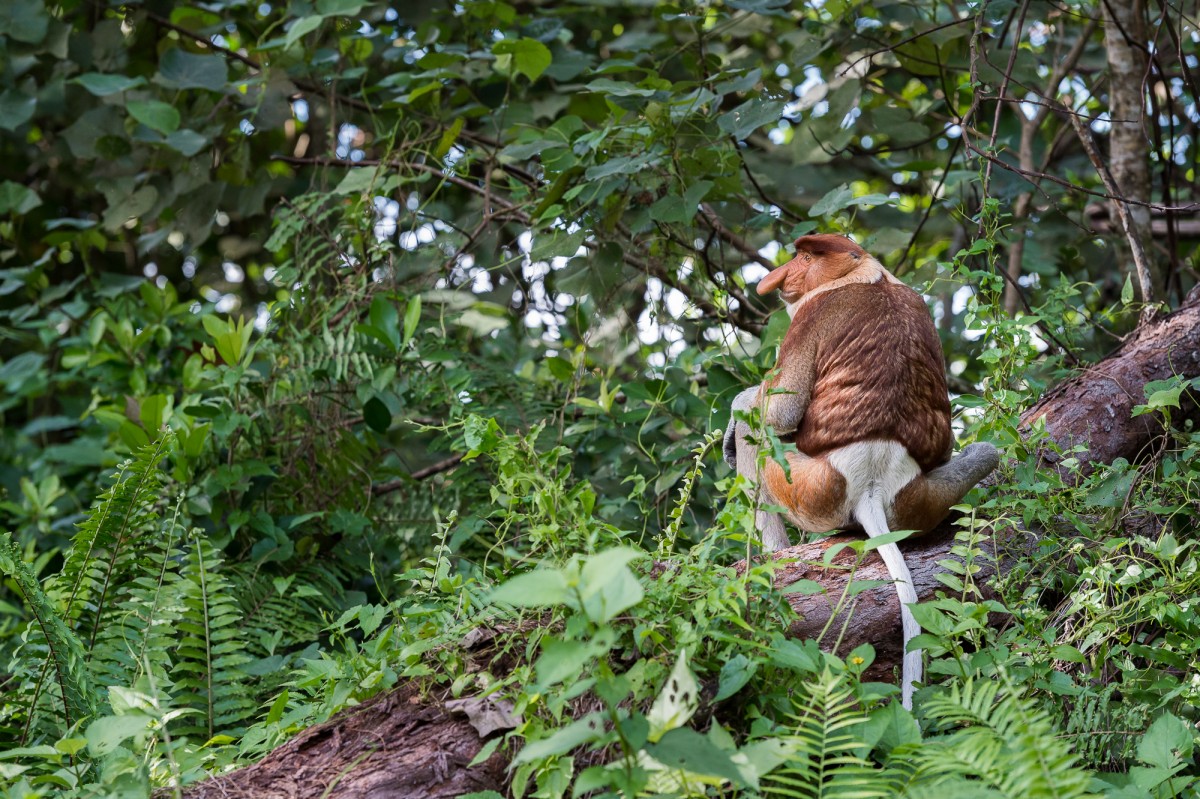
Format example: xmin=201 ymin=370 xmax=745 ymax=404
xmin=1 ymin=190 xmax=1198 ymax=798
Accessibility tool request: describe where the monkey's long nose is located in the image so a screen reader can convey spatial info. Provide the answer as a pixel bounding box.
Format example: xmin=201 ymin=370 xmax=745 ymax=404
xmin=756 ymin=260 xmax=796 ymax=295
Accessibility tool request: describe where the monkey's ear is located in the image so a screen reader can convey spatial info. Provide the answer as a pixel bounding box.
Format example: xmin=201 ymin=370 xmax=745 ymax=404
xmin=757 ymin=263 xmax=793 ymax=295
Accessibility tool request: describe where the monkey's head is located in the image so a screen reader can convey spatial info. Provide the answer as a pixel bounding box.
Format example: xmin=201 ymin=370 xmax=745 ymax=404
xmin=756 ymin=234 xmax=870 ymax=304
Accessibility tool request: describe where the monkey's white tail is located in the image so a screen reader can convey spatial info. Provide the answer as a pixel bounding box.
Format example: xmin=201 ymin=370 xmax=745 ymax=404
xmin=855 ymin=492 xmax=921 ymax=710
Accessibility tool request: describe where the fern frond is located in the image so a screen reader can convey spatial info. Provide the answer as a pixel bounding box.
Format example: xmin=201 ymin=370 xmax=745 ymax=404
xmin=91 ymin=498 xmax=188 ymax=694
xmin=764 ymin=668 xmax=895 ymax=799
xmin=1059 ymin=687 xmax=1143 ymax=770
xmin=172 ymin=533 xmax=256 ymax=740
xmin=917 ymin=678 xmax=1092 ymax=799
xmin=0 ymin=533 xmax=96 ymax=732
xmin=54 ymin=432 xmax=173 ymax=647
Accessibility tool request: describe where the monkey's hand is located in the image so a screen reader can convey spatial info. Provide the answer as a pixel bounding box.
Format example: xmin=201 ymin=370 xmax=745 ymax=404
xmin=724 ymin=386 xmax=762 ymax=469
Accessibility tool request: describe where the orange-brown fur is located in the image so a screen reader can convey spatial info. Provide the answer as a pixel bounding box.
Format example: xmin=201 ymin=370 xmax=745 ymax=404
xmin=754 ymin=234 xmax=961 ymax=536
xmin=778 ymin=282 xmax=952 ymax=472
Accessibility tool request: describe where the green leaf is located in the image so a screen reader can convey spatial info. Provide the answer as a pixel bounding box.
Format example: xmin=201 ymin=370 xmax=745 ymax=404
xmin=907 ymin=602 xmax=953 ymax=636
xmin=463 ymin=414 xmax=501 ymax=453
xmin=579 ymin=547 xmax=645 ymax=624
xmin=86 ymin=714 xmax=150 ymax=756
xmin=363 ymin=397 xmax=391 ymax=433
xmin=435 ymin=117 xmax=465 ymax=160
xmin=157 ymin=48 xmax=229 ymax=92
xmin=73 ymin=73 xmax=147 ymax=96
xmin=1083 ymin=464 xmax=1137 ymax=509
xmin=534 ymin=638 xmax=595 ymax=690
xmin=1144 ymin=385 xmax=1184 ymax=410
xmin=489 ymin=569 xmax=569 ymax=607
xmin=585 ymin=78 xmax=658 ymax=97
xmin=403 ymin=296 xmax=421 ymax=344
xmin=492 ymin=38 xmax=553 ymax=82
xmin=0 ymin=181 xmax=42 ymax=215
xmin=1049 ymin=644 xmax=1085 ymax=663
xmin=649 ymin=180 xmax=714 ymax=224
xmin=286 ymin=16 xmax=324 ymax=48
xmin=644 ymin=727 xmax=745 ymax=785
xmin=530 ymin=229 xmax=586 ymax=261
xmin=369 ymin=295 xmax=401 ymax=350
xmin=316 ymin=0 xmax=364 ymax=14
xmin=781 ymin=579 xmax=825 ymax=595
xmin=0 ymin=0 xmax=48 ymax=44
xmin=717 ymin=97 xmax=785 ymax=140
xmin=1121 ymin=272 xmax=1134 ymax=305
xmin=139 ymin=394 xmax=169 ymax=431
xmin=585 ymin=151 xmax=658 ymax=180
xmin=768 ymin=637 xmax=819 ymax=673
xmin=714 ymin=654 xmax=755 ymax=701
xmin=1137 ymin=714 xmax=1192 ymax=770
xmin=266 ymin=690 xmax=289 ymax=725
xmin=333 ymin=167 xmax=382 ymax=195
xmin=809 ymin=183 xmax=898 ymax=218
xmin=163 ymin=129 xmax=208 ymax=157
xmin=102 ymin=186 xmax=157 ymax=231
xmin=0 ymin=89 xmax=36 ymax=131
xmin=863 ymin=529 xmax=914 ymax=550
xmin=127 ymin=100 xmax=181 ymax=134
xmin=647 ymin=650 xmax=700 ymax=740
xmin=809 ymin=184 xmax=855 ymax=217
xmin=513 ymin=713 xmax=605 ymax=764
xmin=201 ymin=314 xmax=253 ymax=365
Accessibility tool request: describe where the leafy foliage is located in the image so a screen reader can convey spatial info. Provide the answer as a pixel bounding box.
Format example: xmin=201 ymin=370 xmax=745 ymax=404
xmin=0 ymin=0 xmax=1198 ymax=797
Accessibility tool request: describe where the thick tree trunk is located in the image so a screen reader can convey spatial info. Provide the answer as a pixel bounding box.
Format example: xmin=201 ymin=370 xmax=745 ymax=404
xmin=1101 ymin=0 xmax=1163 ymax=294
xmin=180 ymin=291 xmax=1200 ymax=798
xmin=176 ymin=684 xmax=508 ymax=799
xmin=1024 ymin=284 xmax=1200 ymax=470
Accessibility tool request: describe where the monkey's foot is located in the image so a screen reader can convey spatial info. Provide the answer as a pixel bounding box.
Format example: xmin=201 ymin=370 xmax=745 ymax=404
xmin=955 ymin=441 xmax=1000 ymax=483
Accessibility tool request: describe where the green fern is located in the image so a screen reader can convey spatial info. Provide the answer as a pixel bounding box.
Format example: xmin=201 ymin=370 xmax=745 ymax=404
xmin=914 ymin=678 xmax=1092 ymax=798
xmin=55 ymin=433 xmax=174 ymax=647
xmin=172 ymin=532 xmax=256 ymax=740
xmin=0 ymin=533 xmax=96 ymax=732
xmin=1 ymin=435 xmax=171 ymax=741
xmin=1059 ymin=686 xmax=1144 ymax=770
xmin=90 ymin=498 xmax=188 ymax=695
xmin=764 ymin=668 xmax=895 ymax=799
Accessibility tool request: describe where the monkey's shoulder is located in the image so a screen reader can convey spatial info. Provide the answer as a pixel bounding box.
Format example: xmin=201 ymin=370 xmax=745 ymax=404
xmin=788 ymin=280 xmax=933 ymax=348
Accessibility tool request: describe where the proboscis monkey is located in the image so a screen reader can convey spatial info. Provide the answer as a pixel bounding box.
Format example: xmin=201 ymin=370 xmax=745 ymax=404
xmin=723 ymin=234 xmax=999 ymax=708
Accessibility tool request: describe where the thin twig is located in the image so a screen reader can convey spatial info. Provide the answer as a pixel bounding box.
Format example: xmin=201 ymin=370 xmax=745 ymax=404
xmin=699 ymin=205 xmax=776 ymax=270
xmin=839 ymin=16 xmax=974 ymax=76
xmin=1065 ymin=111 xmax=1156 ymax=309
xmin=372 ymin=454 xmax=466 ymax=496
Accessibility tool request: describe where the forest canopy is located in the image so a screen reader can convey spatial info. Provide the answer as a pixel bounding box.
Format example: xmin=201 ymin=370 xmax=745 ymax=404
xmin=0 ymin=0 xmax=1199 ymax=796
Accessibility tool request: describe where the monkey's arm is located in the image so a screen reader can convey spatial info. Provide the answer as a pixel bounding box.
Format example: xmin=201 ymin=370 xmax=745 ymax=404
xmin=760 ymin=329 xmax=819 ymax=435
xmin=723 ymin=385 xmax=792 ymax=551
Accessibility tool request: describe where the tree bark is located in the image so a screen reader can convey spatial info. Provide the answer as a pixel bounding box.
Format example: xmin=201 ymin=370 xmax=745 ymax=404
xmin=176 ymin=684 xmax=508 ymax=799
xmin=1101 ymin=0 xmax=1163 ymax=294
xmin=1023 ymin=283 xmax=1200 ymax=470
xmin=179 ymin=290 xmax=1200 ymax=798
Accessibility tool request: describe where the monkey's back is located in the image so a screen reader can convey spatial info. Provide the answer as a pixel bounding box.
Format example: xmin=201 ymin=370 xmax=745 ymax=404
xmin=789 ymin=281 xmax=952 ymax=471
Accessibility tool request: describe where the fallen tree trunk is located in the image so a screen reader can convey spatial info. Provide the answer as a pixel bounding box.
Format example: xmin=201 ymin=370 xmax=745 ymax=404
xmin=773 ymin=523 xmax=1006 ymax=683
xmin=177 ymin=684 xmax=508 ymax=799
xmin=181 ymin=289 xmax=1200 ymax=798
xmin=1024 ymin=287 xmax=1200 ymax=471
